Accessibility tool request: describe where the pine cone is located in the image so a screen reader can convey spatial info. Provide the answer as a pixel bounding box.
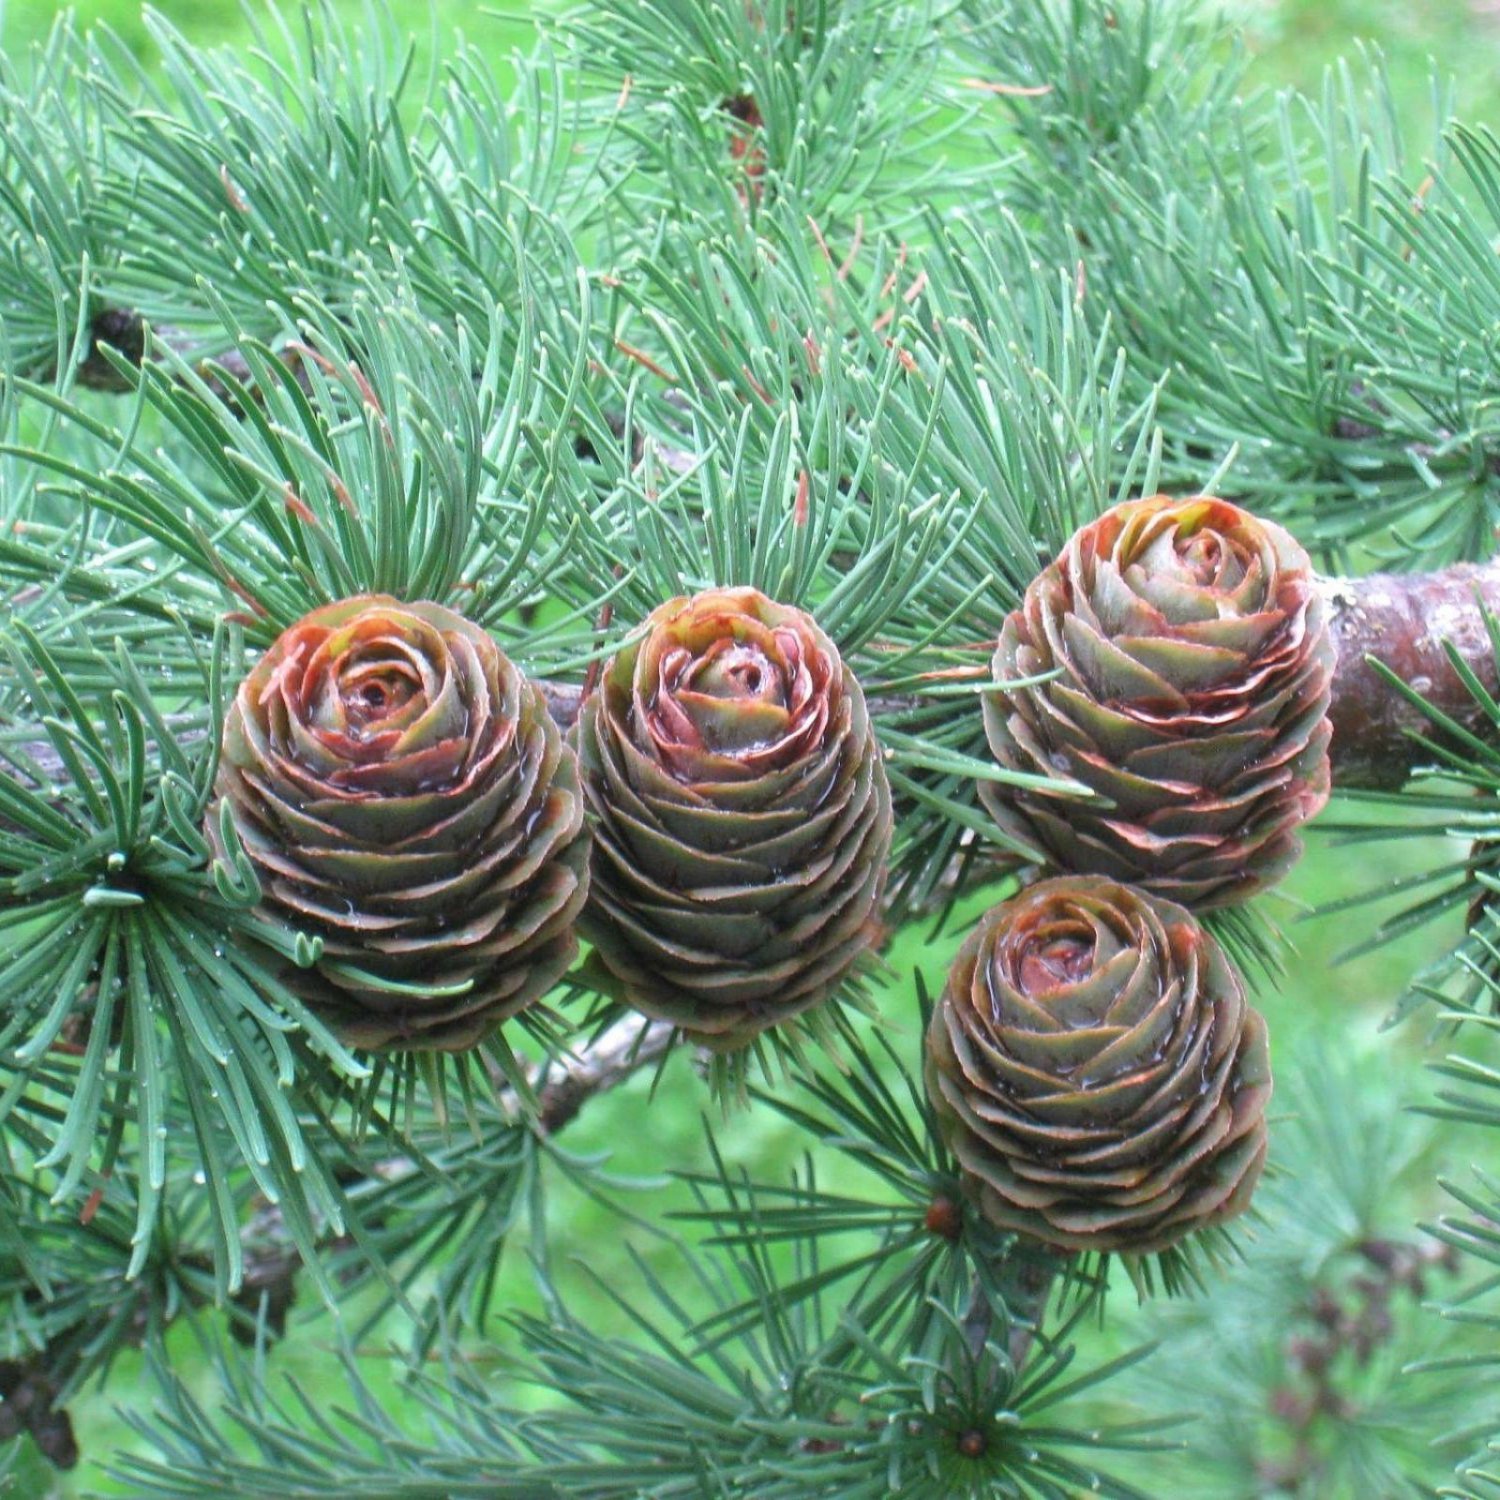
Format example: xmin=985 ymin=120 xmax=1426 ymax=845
xmin=574 ymin=586 xmax=893 ymax=1050
xmin=926 ymin=876 xmax=1271 ymax=1254
xmin=983 ymin=495 xmax=1333 ymax=907
xmin=211 ymin=595 xmax=589 ymax=1051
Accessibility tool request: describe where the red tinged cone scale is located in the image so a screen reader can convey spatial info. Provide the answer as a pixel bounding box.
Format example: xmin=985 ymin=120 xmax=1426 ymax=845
xmin=573 ymin=587 xmax=893 ymax=1050
xmin=983 ymin=496 xmax=1334 ymax=907
xmin=926 ymin=876 xmax=1271 ymax=1255
xmin=210 ymin=595 xmax=589 ymax=1052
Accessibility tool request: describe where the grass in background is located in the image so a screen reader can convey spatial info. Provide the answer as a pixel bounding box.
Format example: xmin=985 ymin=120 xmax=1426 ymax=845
xmin=0 ymin=0 xmax=1497 ymax=1495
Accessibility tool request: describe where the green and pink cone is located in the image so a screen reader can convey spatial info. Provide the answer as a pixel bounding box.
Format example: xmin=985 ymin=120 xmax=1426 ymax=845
xmin=210 ymin=595 xmax=588 ymax=1051
xmin=983 ymin=496 xmax=1334 ymax=907
xmin=573 ymin=587 xmax=893 ymax=1050
xmin=926 ymin=875 xmax=1272 ymax=1255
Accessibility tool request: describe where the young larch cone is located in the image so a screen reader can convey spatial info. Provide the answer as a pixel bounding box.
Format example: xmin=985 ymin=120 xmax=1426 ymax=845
xmin=573 ymin=586 xmax=893 ymax=1050
xmin=983 ymin=495 xmax=1334 ymax=907
xmin=210 ymin=595 xmax=589 ymax=1052
xmin=925 ymin=876 xmax=1271 ymax=1255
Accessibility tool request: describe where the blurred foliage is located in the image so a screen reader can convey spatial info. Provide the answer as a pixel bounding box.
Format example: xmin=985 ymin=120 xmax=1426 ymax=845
xmin=1 ymin=0 xmax=1499 ymax=1496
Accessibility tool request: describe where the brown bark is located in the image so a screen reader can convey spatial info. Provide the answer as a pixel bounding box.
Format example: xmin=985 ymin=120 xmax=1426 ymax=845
xmin=0 ymin=1358 xmax=78 ymax=1468
xmin=1319 ymin=558 xmax=1500 ymax=790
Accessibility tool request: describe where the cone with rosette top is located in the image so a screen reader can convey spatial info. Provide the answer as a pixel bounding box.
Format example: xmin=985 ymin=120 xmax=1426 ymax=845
xmin=573 ymin=587 xmax=893 ymax=1051
xmin=210 ymin=595 xmax=588 ymax=1051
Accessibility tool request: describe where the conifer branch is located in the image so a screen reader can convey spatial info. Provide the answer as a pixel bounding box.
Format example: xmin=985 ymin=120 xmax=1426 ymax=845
xmin=0 ymin=1014 xmax=678 ymax=1460
xmin=542 ymin=557 xmax=1500 ymax=794
xmin=12 ymin=558 xmax=1500 ymax=797
xmin=6 ymin=2 xmax=1500 ymax=1488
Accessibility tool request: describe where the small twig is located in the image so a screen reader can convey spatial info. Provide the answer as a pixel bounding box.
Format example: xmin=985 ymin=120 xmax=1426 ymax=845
xmin=172 ymin=1021 xmax=674 ymax=1366
xmin=994 ymin=1241 xmax=1067 ymax=1373
xmin=536 ymin=1016 xmax=676 ymax=1134
xmin=960 ymin=1273 xmax=993 ymax=1363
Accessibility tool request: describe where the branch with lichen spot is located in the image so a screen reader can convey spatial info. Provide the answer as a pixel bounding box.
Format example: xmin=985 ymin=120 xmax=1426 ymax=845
xmin=1316 ymin=558 xmax=1500 ymax=790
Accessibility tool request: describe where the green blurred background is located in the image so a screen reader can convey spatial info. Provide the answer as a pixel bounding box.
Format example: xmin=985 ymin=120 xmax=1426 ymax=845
xmin=1 ymin=0 xmax=1498 ymax=1495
